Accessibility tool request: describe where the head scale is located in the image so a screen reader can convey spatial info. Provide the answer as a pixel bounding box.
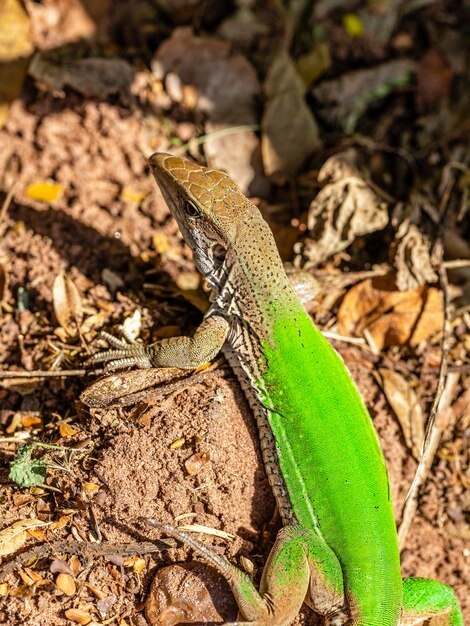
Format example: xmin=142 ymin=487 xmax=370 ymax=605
xmin=149 ymin=153 xmax=255 ymax=284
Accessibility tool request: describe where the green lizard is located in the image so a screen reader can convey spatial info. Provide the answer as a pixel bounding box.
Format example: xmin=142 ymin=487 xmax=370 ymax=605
xmin=93 ymin=153 xmax=464 ymax=626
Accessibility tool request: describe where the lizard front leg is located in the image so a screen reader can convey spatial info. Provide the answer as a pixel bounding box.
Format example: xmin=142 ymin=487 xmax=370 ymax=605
xmin=91 ymin=312 xmax=229 ymax=371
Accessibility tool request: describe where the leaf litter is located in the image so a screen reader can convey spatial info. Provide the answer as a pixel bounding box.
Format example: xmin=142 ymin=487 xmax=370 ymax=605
xmin=0 ymin=0 xmax=468 ymax=624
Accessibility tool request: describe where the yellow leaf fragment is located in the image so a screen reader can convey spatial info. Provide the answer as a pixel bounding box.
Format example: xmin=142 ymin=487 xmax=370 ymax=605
xmin=194 ymin=362 xmax=211 ymax=373
xmin=0 ymin=583 xmax=8 ymax=596
xmin=0 ymin=519 xmax=49 ymax=556
xmin=123 ymin=556 xmax=146 ymax=573
xmin=343 ymin=14 xmax=364 ymax=37
xmin=120 ymin=187 xmax=146 ymax=204
xmin=27 ymin=528 xmax=46 ymax=541
xmin=60 ymin=423 xmax=79 ymax=437
xmin=83 ymin=481 xmax=100 ymax=495
xmin=170 ymin=437 xmax=185 ymax=450
xmin=152 ymin=232 xmax=170 ymax=255
xmin=25 ymin=181 xmax=64 ymax=203
xmin=21 ymin=414 xmax=43 ymax=428
xmin=56 ymin=573 xmax=76 ymax=596
xmin=133 ymin=558 xmax=146 ymax=574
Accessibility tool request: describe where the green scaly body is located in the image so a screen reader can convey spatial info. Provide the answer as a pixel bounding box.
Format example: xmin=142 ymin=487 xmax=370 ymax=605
xmin=92 ymin=153 xmax=464 ymax=626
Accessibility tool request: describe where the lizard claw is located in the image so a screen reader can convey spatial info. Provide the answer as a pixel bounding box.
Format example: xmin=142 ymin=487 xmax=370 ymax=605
xmin=89 ymin=331 xmax=154 ymax=371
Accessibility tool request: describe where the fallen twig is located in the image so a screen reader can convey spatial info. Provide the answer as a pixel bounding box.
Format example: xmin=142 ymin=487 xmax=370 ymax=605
xmin=398 ymin=260 xmax=457 ymax=550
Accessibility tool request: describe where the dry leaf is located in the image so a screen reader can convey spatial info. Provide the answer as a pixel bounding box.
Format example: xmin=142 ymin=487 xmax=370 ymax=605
xmin=185 ymin=452 xmax=210 ymax=476
xmin=152 ymin=232 xmax=170 ymax=255
xmin=0 ymin=0 xmax=33 ymax=127
xmin=0 ymin=519 xmax=49 ymax=556
xmin=393 ymin=221 xmax=438 ymax=290
xmin=301 ymin=151 xmax=389 ymax=266
xmin=85 ymin=582 xmax=107 ymax=600
xmin=49 ymin=515 xmax=71 ymax=531
xmin=337 ymin=276 xmax=443 ymax=350
xmin=152 ymin=27 xmax=265 ymax=195
xmin=18 ymin=569 xmax=35 ymax=585
xmin=56 ymin=573 xmax=76 ymax=596
xmin=97 ymin=593 xmax=117 ymax=617
xmin=416 ymin=49 xmax=454 ymax=112
xmin=50 ymin=559 xmax=74 ymax=576
xmin=378 ymin=369 xmax=424 ymax=459
xmin=64 ymin=608 xmax=92 ymax=625
xmin=23 ymin=567 xmax=44 ymax=584
xmin=262 ymin=50 xmax=320 ymax=181
xmin=29 ymin=54 xmax=135 ymax=104
xmin=52 ymin=273 xmax=83 ymax=338
xmin=0 ymin=583 xmax=8 ymax=596
xmin=312 ymin=59 xmax=416 ymax=133
xmin=121 ymin=310 xmax=142 ymax=342
xmin=101 ymin=268 xmax=124 ymax=292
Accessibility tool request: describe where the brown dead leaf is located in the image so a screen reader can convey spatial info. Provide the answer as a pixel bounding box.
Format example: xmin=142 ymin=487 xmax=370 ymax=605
xmin=262 ymin=50 xmax=320 ymax=182
xmin=301 ymin=151 xmax=389 ymax=266
xmin=29 ymin=54 xmax=135 ymax=104
xmin=0 ymin=519 xmax=49 ymax=556
xmin=18 ymin=569 xmax=35 ymax=586
xmin=337 ymin=276 xmax=443 ymax=350
xmin=50 ymin=559 xmax=74 ymax=576
xmin=49 ymin=515 xmax=71 ymax=531
xmin=52 ymin=273 xmax=83 ymax=338
xmin=312 ymin=59 xmax=416 ymax=133
xmin=393 ymin=221 xmax=438 ymax=290
xmin=64 ymin=608 xmax=92 ymax=625
xmin=185 ymin=451 xmax=210 ymax=476
xmin=378 ymin=369 xmax=424 ymax=459
xmin=152 ymin=27 xmax=266 ymax=195
xmin=416 ymin=49 xmax=454 ymax=112
xmin=56 ymin=573 xmax=76 ymax=596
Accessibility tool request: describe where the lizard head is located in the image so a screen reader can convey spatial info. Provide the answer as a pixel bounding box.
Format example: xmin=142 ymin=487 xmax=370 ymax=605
xmin=149 ymin=152 xmax=254 ymax=287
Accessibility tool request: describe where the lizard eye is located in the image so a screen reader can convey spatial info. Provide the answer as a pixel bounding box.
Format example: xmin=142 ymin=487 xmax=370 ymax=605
xmin=183 ymin=200 xmax=201 ymax=218
xmin=212 ymin=244 xmax=226 ymax=265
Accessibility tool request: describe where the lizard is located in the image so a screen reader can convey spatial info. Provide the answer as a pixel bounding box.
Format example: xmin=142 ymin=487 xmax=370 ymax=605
xmin=92 ymin=153 xmax=464 ymax=626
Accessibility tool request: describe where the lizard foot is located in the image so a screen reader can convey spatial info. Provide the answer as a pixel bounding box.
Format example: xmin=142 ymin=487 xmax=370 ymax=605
xmin=142 ymin=518 xmax=345 ymax=626
xmin=90 ymin=331 xmax=155 ymax=371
